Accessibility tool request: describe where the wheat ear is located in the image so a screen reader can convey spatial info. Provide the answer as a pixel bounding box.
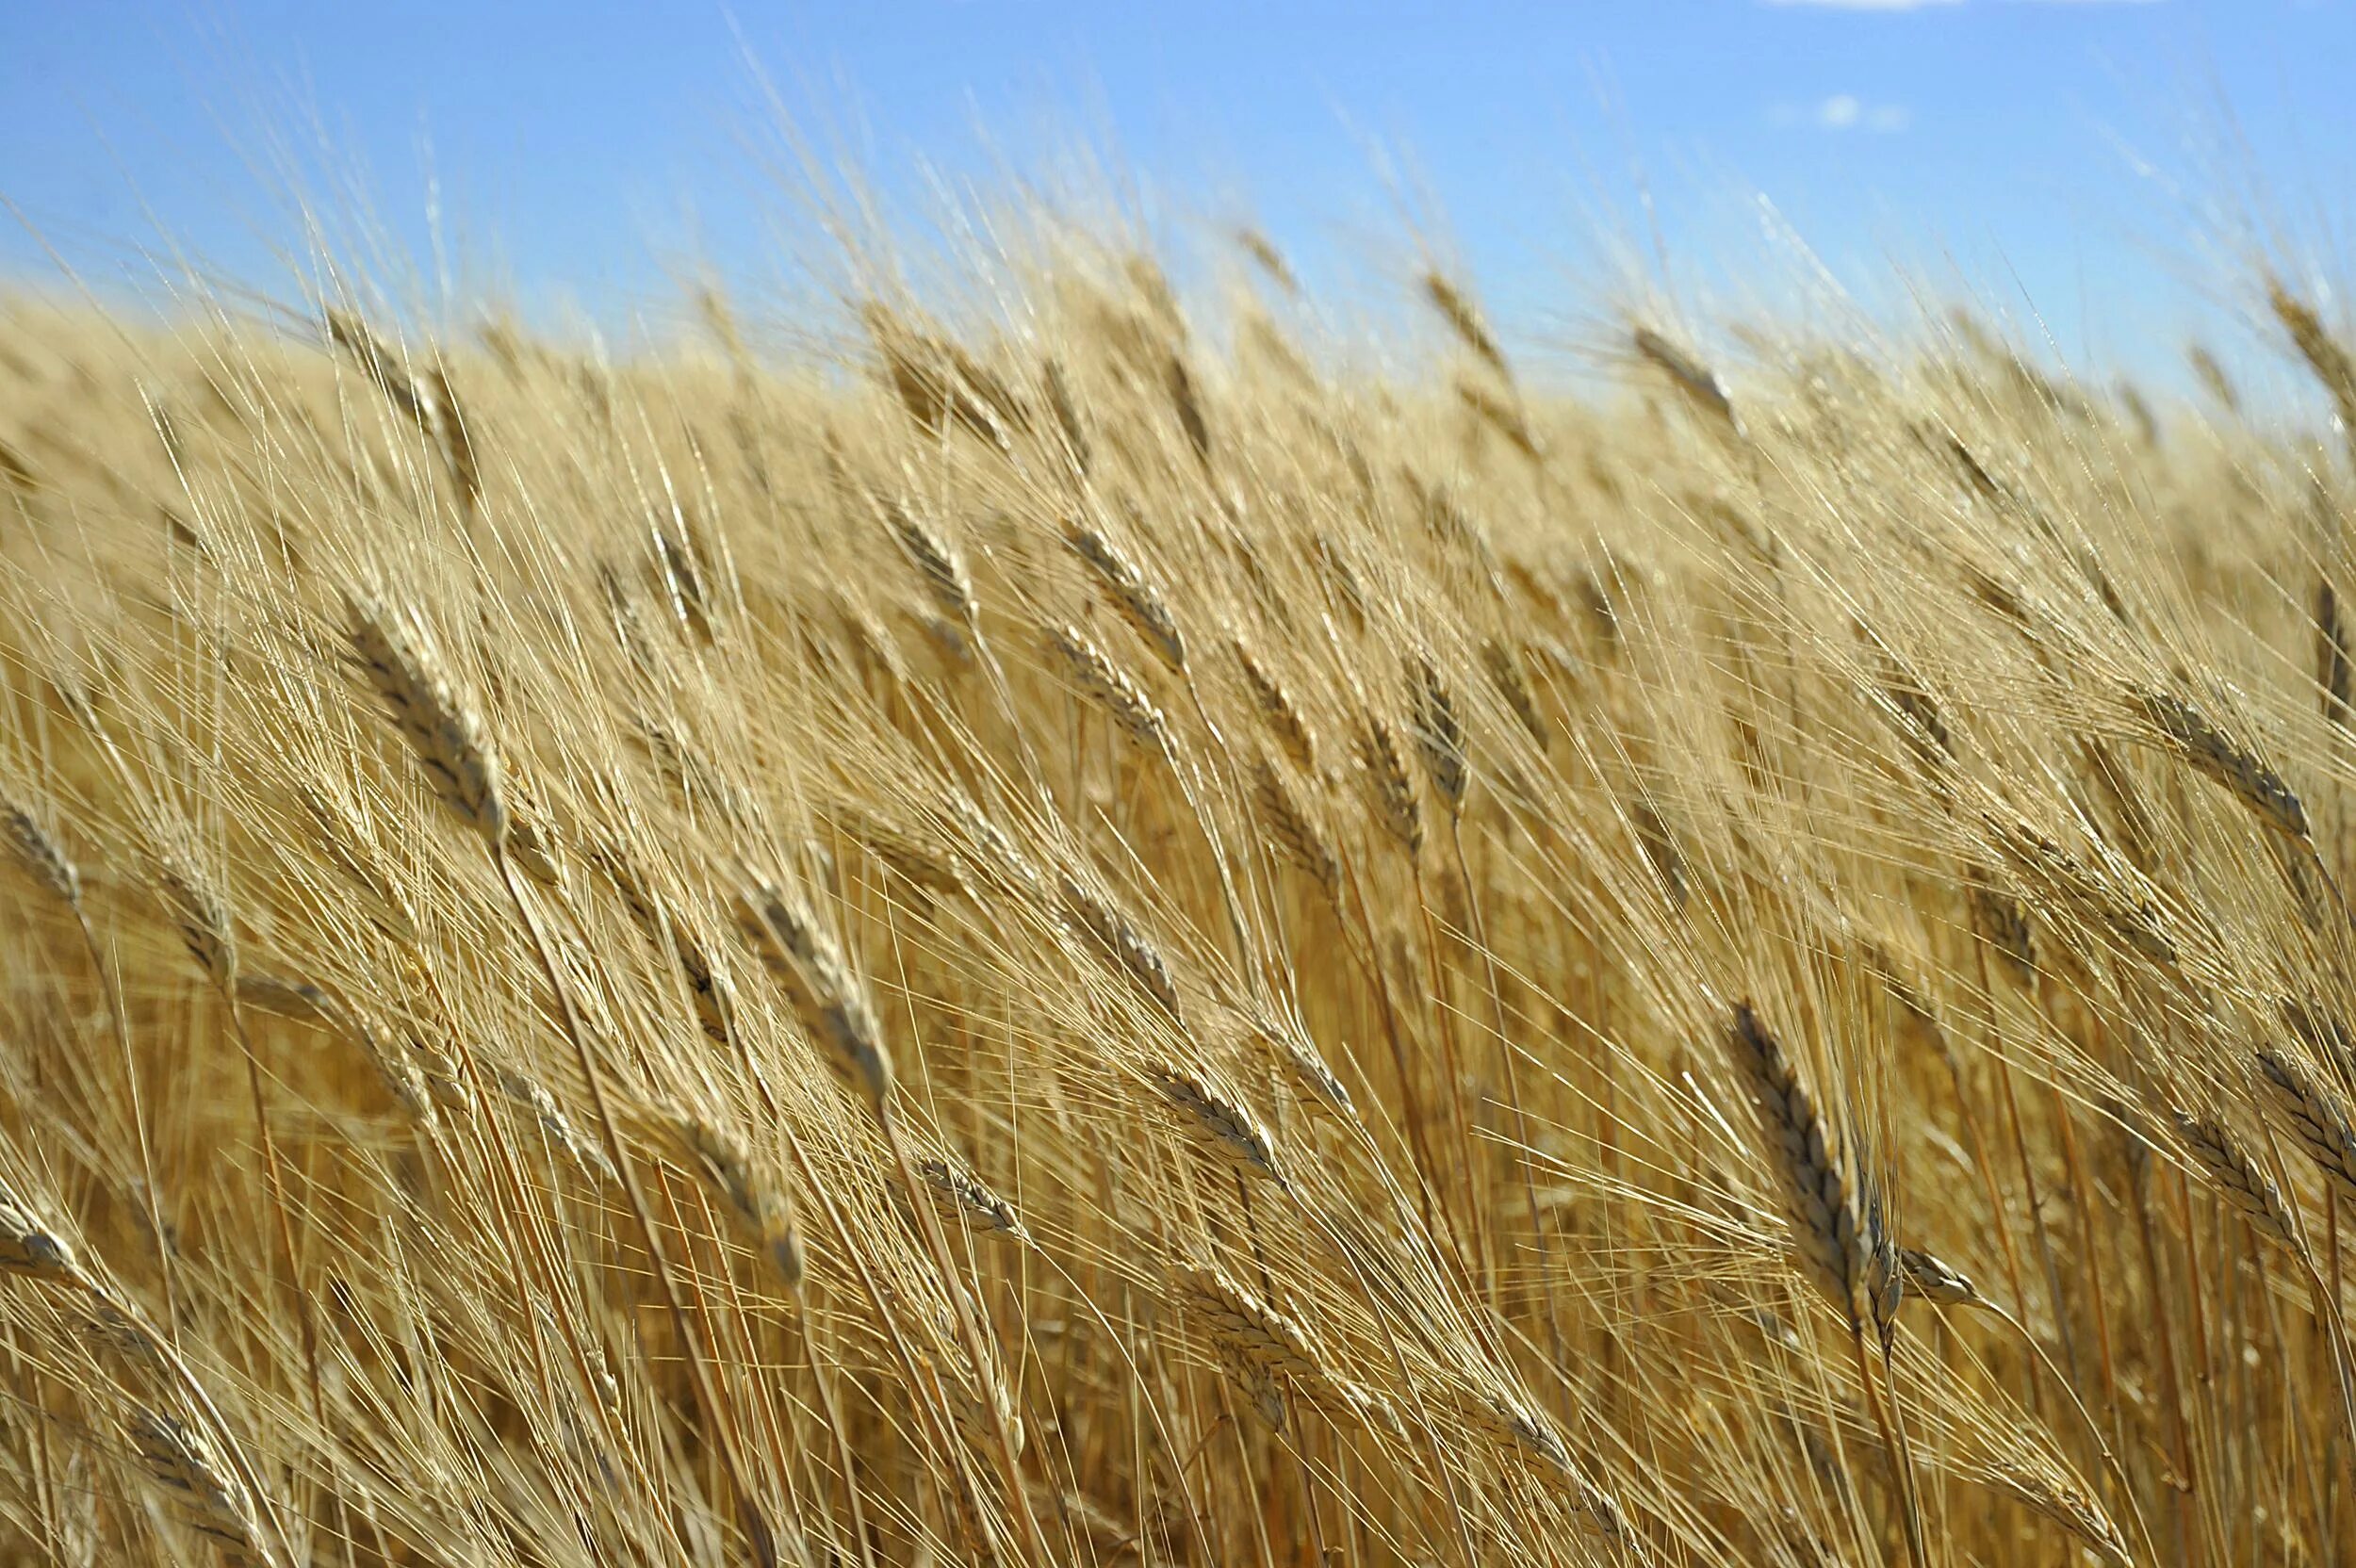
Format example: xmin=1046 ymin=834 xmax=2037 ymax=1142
xmin=351 ymin=588 xmax=776 ymax=1562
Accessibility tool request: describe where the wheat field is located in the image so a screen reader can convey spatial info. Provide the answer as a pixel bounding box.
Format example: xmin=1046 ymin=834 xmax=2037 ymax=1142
xmin=1 ymin=196 xmax=2354 ymax=1567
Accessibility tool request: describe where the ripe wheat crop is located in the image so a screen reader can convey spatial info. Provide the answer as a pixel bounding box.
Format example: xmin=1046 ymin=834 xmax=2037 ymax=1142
xmin=3 ymin=178 xmax=2355 ymax=1567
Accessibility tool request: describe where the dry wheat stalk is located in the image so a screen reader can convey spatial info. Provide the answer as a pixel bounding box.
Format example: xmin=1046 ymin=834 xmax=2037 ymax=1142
xmin=1633 ymin=325 xmax=1737 ymax=431
xmin=237 ymin=972 xmax=437 ymax=1131
xmin=1041 ymin=355 xmax=1091 ymax=471
xmin=880 ymin=497 xmax=977 ymax=627
xmin=0 ymin=1180 xmax=84 ymax=1286
xmin=1898 ymin=1247 xmax=1981 ymax=1308
xmin=291 ymin=783 xmax=419 ymax=940
xmin=912 ymin=1155 xmax=1030 ymax=1246
xmin=502 ymin=796 xmax=567 ymax=890
xmin=1634 ymin=800 xmax=1688 ymax=909
xmin=1462 ymin=1382 xmax=1624 ymax=1534
xmin=2316 ymin=574 xmax=2352 ymax=728
xmin=1175 ymin=1261 xmax=1382 ymax=1424
xmin=1243 ymin=1007 xmax=1356 ymax=1120
xmin=152 ymin=850 xmax=235 ymax=988
xmin=1982 ymin=1460 xmax=2134 ymax=1568
xmin=864 ymin=303 xmax=1023 ymax=449
xmin=1479 ymin=638 xmax=1546 ymax=746
xmin=1981 ymin=811 xmax=2176 ymax=969
xmin=1251 ymin=757 xmax=1340 ymax=893
xmin=2255 ymin=1049 xmax=2356 ymax=1198
xmin=670 ymin=924 xmax=740 ymax=1045
xmin=1457 ymin=376 xmax=1541 ymax=463
xmin=2270 ymin=275 xmax=2356 ymax=440
xmin=1407 ymin=655 xmax=1468 ymax=813
xmin=2 ymin=792 xmax=80 ymax=905
xmin=1166 ymin=352 xmax=1212 ymax=466
xmin=398 ymin=1023 xmax=474 ymax=1117
xmin=499 ymin=1069 xmax=619 ymax=1188
xmin=1965 ymin=869 xmax=2036 ymax=979
xmin=941 ymin=789 xmax=1041 ymax=901
xmin=831 ymin=806 xmax=972 ymax=903
xmin=1423 ymin=270 xmax=1509 ymax=379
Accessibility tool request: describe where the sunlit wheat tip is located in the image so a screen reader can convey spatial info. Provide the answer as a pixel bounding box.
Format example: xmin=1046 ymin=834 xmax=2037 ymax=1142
xmin=1251 ymin=757 xmax=1340 ymax=893
xmin=1422 ymin=270 xmax=1509 ymax=379
xmin=2255 ymin=1048 xmax=2356 ymax=1198
xmin=737 ymin=878 xmax=896 ymax=1109
xmin=1047 ymin=623 xmax=1173 ymax=760
xmin=499 ymin=1069 xmax=618 ymax=1187
xmin=1407 ymin=654 xmax=1468 ymax=811
xmin=128 ymin=1410 xmax=265 ymax=1566
xmin=1985 ymin=1462 xmax=2134 ymax=1568
xmin=912 ymin=1155 xmax=1030 ymax=1246
xmin=1176 ymin=1262 xmax=1376 ymax=1423
xmin=345 ymin=593 xmax=506 ymax=845
xmin=1726 ymin=1002 xmax=1867 ymax=1330
xmin=667 ymin=1107 xmax=804 ymax=1288
xmin=1065 ymin=520 xmax=1186 ymax=673
xmin=1633 ymin=325 xmax=1738 ymax=431
xmin=2 ymin=793 xmax=79 ymax=905
xmin=1057 ymin=874 xmax=1185 ymax=1021
xmin=153 ymin=851 xmax=235 ymax=988
xmin=1234 ymin=638 xmax=1317 ymax=770
xmin=1150 ymin=1064 xmax=1284 ymax=1186
xmin=0 ymin=1181 xmax=84 ymax=1286
xmin=1480 ymin=637 xmax=1546 ymax=746
xmin=238 ymin=973 xmax=437 ymax=1131
xmin=2133 ymin=685 xmax=2309 ymax=840
xmin=1356 ymin=712 xmax=1424 ymax=855
xmin=881 ymin=498 xmax=975 ymax=626
xmin=2170 ymin=1108 xmax=2301 ymax=1251
xmin=2269 ymin=274 xmax=2356 ymax=434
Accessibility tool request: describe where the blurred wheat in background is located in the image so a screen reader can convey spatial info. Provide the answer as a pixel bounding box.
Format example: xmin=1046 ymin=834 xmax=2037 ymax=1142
xmin=8 ymin=160 xmax=2356 ymax=1567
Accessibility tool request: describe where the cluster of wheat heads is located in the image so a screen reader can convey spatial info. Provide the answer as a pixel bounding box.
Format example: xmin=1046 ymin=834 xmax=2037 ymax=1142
xmin=6 ymin=229 xmax=2356 ymax=1568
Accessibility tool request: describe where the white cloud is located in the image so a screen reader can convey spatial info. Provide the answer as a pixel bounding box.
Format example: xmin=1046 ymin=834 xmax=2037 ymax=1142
xmin=1767 ymin=0 xmax=2159 ymax=8
xmin=1763 ymin=0 xmax=1964 ymax=9
xmin=1772 ymin=94 xmax=1912 ymax=132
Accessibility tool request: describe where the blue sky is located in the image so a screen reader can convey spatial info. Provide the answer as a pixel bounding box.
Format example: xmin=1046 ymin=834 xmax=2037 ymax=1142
xmin=5 ymin=1 xmax=2354 ymax=390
